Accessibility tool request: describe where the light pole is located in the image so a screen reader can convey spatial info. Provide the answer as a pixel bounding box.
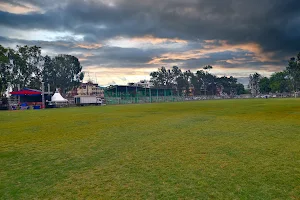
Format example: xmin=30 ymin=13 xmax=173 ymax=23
xmin=17 ymin=84 xmax=20 ymax=104
xmin=41 ymin=82 xmax=45 ymax=109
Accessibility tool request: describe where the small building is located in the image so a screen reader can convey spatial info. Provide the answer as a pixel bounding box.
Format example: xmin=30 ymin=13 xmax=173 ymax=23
xmin=128 ymin=80 xmax=154 ymax=88
xmin=77 ymin=82 xmax=104 ymax=97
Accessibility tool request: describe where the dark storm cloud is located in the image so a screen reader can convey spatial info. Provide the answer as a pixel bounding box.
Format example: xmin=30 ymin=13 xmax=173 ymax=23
xmin=0 ymin=35 xmax=166 ymax=68
xmin=0 ymin=11 xmax=63 ymax=30
xmin=0 ymin=34 xmax=288 ymax=74
xmin=79 ymin=46 xmax=170 ymax=68
xmin=0 ymin=0 xmax=299 ymax=56
xmin=0 ymin=0 xmax=299 ymax=82
xmin=0 ymin=35 xmax=73 ymax=51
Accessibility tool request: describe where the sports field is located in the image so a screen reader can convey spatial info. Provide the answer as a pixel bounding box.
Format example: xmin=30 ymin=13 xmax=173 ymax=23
xmin=1 ymin=99 xmax=300 ymax=199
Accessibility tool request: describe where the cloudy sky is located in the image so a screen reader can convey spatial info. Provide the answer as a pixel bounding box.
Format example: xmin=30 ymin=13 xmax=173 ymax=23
xmin=0 ymin=0 xmax=299 ymax=85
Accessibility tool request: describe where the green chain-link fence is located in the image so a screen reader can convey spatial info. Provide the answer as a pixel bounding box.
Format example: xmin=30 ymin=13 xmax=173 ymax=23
xmin=104 ymin=86 xmax=185 ymax=105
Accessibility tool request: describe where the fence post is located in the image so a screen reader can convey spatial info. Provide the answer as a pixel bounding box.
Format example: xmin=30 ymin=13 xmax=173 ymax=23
xmin=126 ymin=86 xmax=128 ymax=104
xmin=135 ymin=86 xmax=138 ymax=103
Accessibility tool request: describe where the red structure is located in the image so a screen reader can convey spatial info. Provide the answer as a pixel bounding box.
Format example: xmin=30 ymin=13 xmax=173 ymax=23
xmin=10 ymin=88 xmax=42 ymax=96
xmin=10 ymin=88 xmax=46 ymax=109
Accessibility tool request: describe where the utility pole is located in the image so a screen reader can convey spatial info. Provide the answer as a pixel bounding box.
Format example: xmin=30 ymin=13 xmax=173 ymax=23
xmin=41 ymin=82 xmax=45 ymax=109
xmin=136 ymin=85 xmax=138 ymax=103
xmin=145 ymin=87 xmax=147 ymax=103
xmin=48 ymin=84 xmax=50 ymax=94
xmin=87 ymin=83 xmax=89 ymax=96
xmin=115 ymin=86 xmax=118 ymax=104
xmin=17 ymin=84 xmax=20 ymax=104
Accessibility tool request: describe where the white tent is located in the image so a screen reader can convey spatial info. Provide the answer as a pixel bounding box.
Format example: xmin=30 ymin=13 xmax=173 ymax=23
xmin=51 ymin=91 xmax=68 ymax=102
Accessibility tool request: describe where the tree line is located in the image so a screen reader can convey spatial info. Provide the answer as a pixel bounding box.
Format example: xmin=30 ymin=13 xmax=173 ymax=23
xmin=150 ymin=52 xmax=300 ymax=97
xmin=0 ymin=45 xmax=84 ymax=96
xmin=150 ymin=66 xmax=246 ymax=96
xmin=249 ymin=52 xmax=300 ymax=96
xmin=1 ymin=43 xmax=299 ymax=98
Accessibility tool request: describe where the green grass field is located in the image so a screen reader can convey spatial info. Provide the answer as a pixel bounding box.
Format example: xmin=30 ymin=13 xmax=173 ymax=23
xmin=1 ymin=99 xmax=300 ymax=199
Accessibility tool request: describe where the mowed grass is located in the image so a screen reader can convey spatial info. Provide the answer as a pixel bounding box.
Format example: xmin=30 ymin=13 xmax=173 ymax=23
xmin=1 ymin=99 xmax=300 ymax=199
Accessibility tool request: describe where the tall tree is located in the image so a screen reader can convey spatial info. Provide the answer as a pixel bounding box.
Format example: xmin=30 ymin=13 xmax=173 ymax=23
xmin=150 ymin=66 xmax=175 ymax=88
xmin=269 ymin=71 xmax=291 ymax=93
xmin=248 ymin=72 xmax=261 ymax=96
xmin=49 ymin=54 xmax=84 ymax=93
xmin=286 ymin=53 xmax=300 ymax=96
xmin=172 ymin=66 xmax=186 ymax=95
xmin=202 ymin=66 xmax=216 ymax=95
xmin=216 ymin=76 xmax=235 ymax=95
xmin=150 ymin=71 xmax=162 ymax=87
xmin=182 ymin=70 xmax=194 ymax=96
xmin=190 ymin=73 xmax=202 ymax=95
xmin=216 ymin=76 xmax=243 ymax=96
xmin=195 ymin=70 xmax=208 ymax=95
xmin=203 ymin=65 xmax=213 ymax=71
xmin=259 ymin=77 xmax=271 ymax=94
xmin=171 ymin=66 xmax=182 ymax=78
xmin=235 ymin=83 xmax=246 ymax=95
xmin=10 ymin=45 xmax=43 ymax=89
xmin=0 ymin=45 xmax=11 ymax=96
xmin=42 ymin=55 xmax=56 ymax=91
xmin=206 ymin=73 xmax=217 ymax=95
